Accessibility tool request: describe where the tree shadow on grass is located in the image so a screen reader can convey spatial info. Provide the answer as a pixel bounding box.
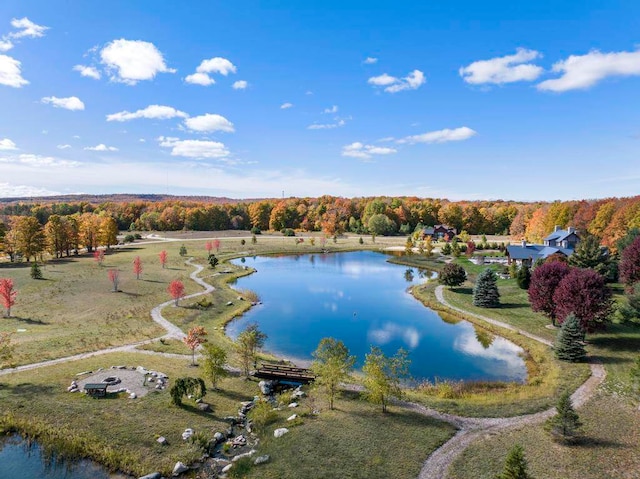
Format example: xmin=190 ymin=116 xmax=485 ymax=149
xmin=120 ymin=291 xmax=141 ymax=298
xmin=498 ymin=303 xmax=529 ymax=309
xmin=215 ymin=388 xmax=252 ymax=403
xmin=588 ymin=334 xmax=640 ymax=353
xmin=9 ymin=316 xmax=48 ymax=325
xmin=452 ymin=287 xmax=473 ymax=296
xmin=0 ymin=382 xmax=56 ymax=397
xmin=572 ymin=436 xmax=625 ymax=449
xmin=143 ymin=279 xmax=164 ymax=284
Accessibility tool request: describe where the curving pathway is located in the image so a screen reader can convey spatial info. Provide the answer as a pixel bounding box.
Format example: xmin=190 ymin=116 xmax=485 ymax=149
xmin=414 ymin=286 xmax=606 ymax=479
xmin=0 ymin=258 xmax=215 ymax=377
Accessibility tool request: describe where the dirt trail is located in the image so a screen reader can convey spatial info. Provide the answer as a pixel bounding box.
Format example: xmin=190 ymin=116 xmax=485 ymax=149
xmin=414 ymin=286 xmax=605 ymax=478
xmin=0 ymin=258 xmax=214 ymax=377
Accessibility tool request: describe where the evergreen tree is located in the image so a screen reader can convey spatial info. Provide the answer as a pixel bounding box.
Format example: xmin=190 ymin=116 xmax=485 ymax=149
xmin=555 ymin=314 xmax=586 ymax=362
xmin=179 ymin=244 xmax=187 ymax=257
xmin=208 ymin=254 xmax=219 ymax=269
xmin=496 ymin=444 xmax=533 ymax=479
xmin=546 ymin=391 xmax=582 ymax=442
xmin=473 ymin=268 xmax=500 ymax=308
xmin=516 ymin=265 xmax=531 ymax=290
xmin=441 ymin=242 xmax=452 ymax=255
xmin=439 ymin=263 xmax=467 ymax=289
xmin=30 ymin=262 xmax=43 ymax=280
xmin=569 ymin=234 xmax=613 ymax=280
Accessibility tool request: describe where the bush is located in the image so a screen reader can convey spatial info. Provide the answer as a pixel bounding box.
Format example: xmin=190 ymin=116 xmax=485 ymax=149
xmin=439 ymin=263 xmax=467 ymax=288
xmin=123 ymin=234 xmax=135 ymax=243
xmin=250 ymin=226 xmax=261 ymax=234
xmin=248 ymin=400 xmax=278 ymax=434
xmin=134 ymin=233 xmax=142 ymax=239
xmin=281 ymin=228 xmax=296 ymax=237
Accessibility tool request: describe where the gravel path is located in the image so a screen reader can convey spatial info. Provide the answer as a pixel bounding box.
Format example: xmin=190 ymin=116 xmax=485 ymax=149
xmin=0 ymin=258 xmax=214 ymax=377
xmin=414 ymin=286 xmax=606 ymax=479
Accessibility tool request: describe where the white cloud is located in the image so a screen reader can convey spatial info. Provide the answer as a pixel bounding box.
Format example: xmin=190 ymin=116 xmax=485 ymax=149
xmin=0 ymin=182 xmax=61 ymax=198
xmin=9 ymin=18 xmax=49 ymax=39
xmin=0 ymin=153 xmax=80 ymax=168
xmin=0 ymin=138 xmax=17 ymax=150
xmin=368 ymin=73 xmax=398 ymax=86
xmin=280 ymin=102 xmax=293 ymax=109
xmin=185 ymin=72 xmax=215 ymax=86
xmin=73 ymin=64 xmax=101 ymax=80
xmin=0 ymin=54 xmax=28 ymax=87
xmin=368 ymin=70 xmax=426 ymax=93
xmin=57 ymin=144 xmax=72 ymax=150
xmin=196 ymin=57 xmax=237 ymax=75
xmin=41 ymin=96 xmax=85 ymax=111
xmin=139 ymin=138 xmax=146 ymax=143
xmin=459 ymin=48 xmax=543 ymax=85
xmin=398 ymin=126 xmax=477 ymax=144
xmin=342 ymin=142 xmax=397 ymax=159
xmin=0 ymin=40 xmax=13 ymax=52
xmin=307 ymin=119 xmax=346 ymax=130
xmin=184 ymin=113 xmax=235 ymax=133
xmin=537 ymin=48 xmax=640 ymax=92
xmin=158 ymin=136 xmax=229 ymax=159
xmin=84 ymin=144 xmax=118 ymax=151
xmin=106 ymin=105 xmax=188 ymax=122
xmin=323 ymin=105 xmax=338 ymax=114
xmin=100 ymin=39 xmax=175 ymax=85
xmin=232 ymin=80 xmax=248 ymax=90
xmin=363 ymin=57 xmax=378 ymax=64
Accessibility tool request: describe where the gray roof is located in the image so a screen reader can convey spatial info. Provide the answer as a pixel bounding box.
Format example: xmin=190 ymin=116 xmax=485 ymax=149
xmin=506 ymin=244 xmax=574 ymax=261
xmin=422 ymin=227 xmax=435 ymax=235
xmin=544 ymin=229 xmax=578 ymax=242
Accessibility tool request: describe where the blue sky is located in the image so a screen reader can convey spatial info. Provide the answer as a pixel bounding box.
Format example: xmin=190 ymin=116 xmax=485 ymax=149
xmin=0 ymin=1 xmax=639 ymax=200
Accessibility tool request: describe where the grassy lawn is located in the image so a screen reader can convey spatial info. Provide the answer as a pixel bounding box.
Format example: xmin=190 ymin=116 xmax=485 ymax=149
xmin=248 ymin=391 xmax=456 ymax=479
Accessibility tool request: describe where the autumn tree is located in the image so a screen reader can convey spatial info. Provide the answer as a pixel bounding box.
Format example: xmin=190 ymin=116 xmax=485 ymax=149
xmin=424 ymin=236 xmax=433 ymax=257
xmin=168 ymin=280 xmax=185 ymax=306
xmin=466 ymin=240 xmax=476 ymax=257
xmin=496 ymin=444 xmax=534 ymax=479
xmin=236 ymin=323 xmax=267 ymax=377
xmin=99 ymin=215 xmax=119 ymax=249
xmin=362 ymin=346 xmax=410 ymax=413
xmin=553 ymin=268 xmax=612 ymax=331
xmin=159 ymin=250 xmax=168 ymax=268
xmin=107 ymin=269 xmax=120 ymax=292
xmin=133 ymin=256 xmax=143 ymax=280
xmin=473 ymin=268 xmax=500 ymax=308
xmin=94 ymin=250 xmax=105 ymax=266
xmin=202 ymin=343 xmax=228 ymax=389
xmin=404 ymin=237 xmax=413 ymax=255
xmin=546 ymin=392 xmax=582 ymax=442
xmin=367 ymin=214 xmax=397 ymax=236
xmin=45 ymin=215 xmax=68 ymax=259
xmin=311 ymin=338 xmax=356 ymax=410
xmin=12 ymin=216 xmax=45 ymax=262
xmin=439 ymin=263 xmax=467 ymax=288
xmin=620 ymin=236 xmax=640 ymax=287
xmin=79 ymin=213 xmax=101 ymax=252
xmin=528 ymin=261 xmax=571 ymax=326
xmin=183 ymin=326 xmax=207 ymax=366
xmin=554 ymin=314 xmax=587 ymax=362
xmin=0 ymin=278 xmax=17 ymax=317
xmin=205 ymin=241 xmax=213 ymax=255
xmin=212 ymin=239 xmax=220 ymax=252
xmin=248 ymin=201 xmax=272 ymax=231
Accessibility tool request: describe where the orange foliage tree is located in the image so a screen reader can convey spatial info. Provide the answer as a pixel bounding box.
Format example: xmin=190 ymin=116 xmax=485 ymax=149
xmin=159 ymin=250 xmax=168 ymax=269
xmin=107 ymin=269 xmax=120 ymax=292
xmin=0 ymin=278 xmax=17 ymax=318
xmin=183 ymin=325 xmax=208 ymax=365
xmin=168 ymin=280 xmax=185 ymax=306
xmin=133 ymin=256 xmax=143 ymax=280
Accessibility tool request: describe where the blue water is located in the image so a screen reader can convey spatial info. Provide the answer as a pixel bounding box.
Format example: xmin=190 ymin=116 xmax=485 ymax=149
xmin=227 ymin=251 xmax=527 ymax=383
xmin=0 ymin=434 xmax=126 ymax=479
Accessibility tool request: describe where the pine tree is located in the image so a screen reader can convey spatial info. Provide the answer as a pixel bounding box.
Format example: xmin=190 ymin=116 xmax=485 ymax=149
xmin=179 ymin=244 xmax=187 ymax=257
xmin=496 ymin=444 xmax=533 ymax=479
xmin=546 ymin=391 xmax=582 ymax=442
xmin=516 ymin=265 xmax=531 ymax=290
xmin=554 ymin=314 xmax=586 ymax=362
xmin=30 ymin=262 xmax=43 ymax=280
xmin=473 ymin=268 xmax=500 ymax=308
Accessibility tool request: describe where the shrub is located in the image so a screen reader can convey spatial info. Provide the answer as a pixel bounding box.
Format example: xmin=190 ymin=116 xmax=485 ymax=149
xmin=250 ymin=226 xmax=261 ymax=234
xmin=281 ymin=228 xmax=295 ymax=237
xmin=439 ymin=263 xmax=467 ymax=288
xmin=134 ymin=233 xmax=142 ymax=239
xmin=248 ymin=400 xmax=278 ymax=434
xmin=123 ymin=234 xmax=135 ymax=243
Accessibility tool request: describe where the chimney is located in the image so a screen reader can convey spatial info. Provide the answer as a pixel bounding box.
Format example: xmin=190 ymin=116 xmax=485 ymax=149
xmin=554 ymin=225 xmax=561 ymax=232
xmin=567 ymin=226 xmax=575 ymax=234
xmin=521 ymin=240 xmax=527 ymax=247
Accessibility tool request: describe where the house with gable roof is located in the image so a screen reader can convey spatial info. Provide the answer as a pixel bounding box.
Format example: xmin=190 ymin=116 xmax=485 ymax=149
xmin=506 ymin=226 xmax=580 ymax=265
xmin=421 ymin=224 xmax=457 ymax=241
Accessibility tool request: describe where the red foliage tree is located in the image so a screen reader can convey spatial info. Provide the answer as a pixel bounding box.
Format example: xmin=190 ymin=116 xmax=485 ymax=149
xmin=205 ymin=241 xmax=213 ymax=254
xmin=466 ymin=240 xmax=476 ymax=257
xmin=528 ymin=261 xmax=571 ymax=326
xmin=133 ymin=256 xmax=143 ymax=280
xmin=94 ymin=250 xmax=105 ymax=266
xmin=620 ymin=237 xmax=640 ymax=287
xmin=168 ymin=280 xmax=185 ymax=306
xmin=183 ymin=325 xmax=207 ymax=365
xmin=107 ymin=269 xmax=120 ymax=292
xmin=212 ymin=239 xmax=221 ymax=252
xmin=0 ymin=278 xmax=17 ymax=318
xmin=553 ymin=268 xmax=612 ymax=331
xmin=159 ymin=250 xmax=168 ymax=269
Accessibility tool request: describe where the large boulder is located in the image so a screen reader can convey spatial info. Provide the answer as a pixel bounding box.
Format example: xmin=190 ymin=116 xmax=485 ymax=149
xmin=254 ymin=455 xmax=270 ymax=465
xmin=172 ymin=461 xmax=189 ymax=476
xmin=213 ymin=432 xmax=225 ymax=444
xmin=258 ymin=380 xmax=275 ymax=395
xmin=197 ymin=402 xmax=212 ymax=412
xmin=156 ymin=436 xmax=168 ymax=446
xmin=273 ymin=428 xmax=289 ymax=438
xmin=181 ymin=428 xmax=194 ymax=441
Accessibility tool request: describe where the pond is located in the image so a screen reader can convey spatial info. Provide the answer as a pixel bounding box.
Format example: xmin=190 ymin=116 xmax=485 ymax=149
xmin=0 ymin=434 xmax=128 ymax=479
xmin=227 ymin=251 xmax=527 ymax=383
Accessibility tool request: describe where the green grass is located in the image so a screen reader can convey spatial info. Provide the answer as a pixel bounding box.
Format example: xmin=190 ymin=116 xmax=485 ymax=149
xmin=247 ymin=391 xmax=456 ymax=479
xmin=137 ymin=338 xmax=191 ymax=355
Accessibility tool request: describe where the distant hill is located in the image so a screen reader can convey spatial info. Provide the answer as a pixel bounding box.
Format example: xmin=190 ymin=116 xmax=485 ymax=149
xmin=0 ymin=193 xmax=266 ymax=205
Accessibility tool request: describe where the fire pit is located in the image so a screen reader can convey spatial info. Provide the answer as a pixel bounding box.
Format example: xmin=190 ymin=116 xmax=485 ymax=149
xmin=101 ymin=376 xmax=121 ymax=386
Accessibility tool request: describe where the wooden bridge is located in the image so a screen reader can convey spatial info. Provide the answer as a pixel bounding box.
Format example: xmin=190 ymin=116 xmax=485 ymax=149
xmin=253 ymin=363 xmax=316 ymax=384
